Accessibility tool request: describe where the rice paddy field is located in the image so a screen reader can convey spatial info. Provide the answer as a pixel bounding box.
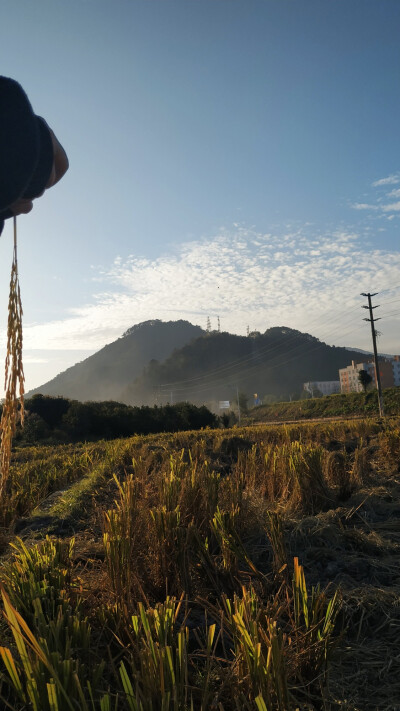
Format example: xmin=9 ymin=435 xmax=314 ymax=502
xmin=0 ymin=417 xmax=399 ymax=710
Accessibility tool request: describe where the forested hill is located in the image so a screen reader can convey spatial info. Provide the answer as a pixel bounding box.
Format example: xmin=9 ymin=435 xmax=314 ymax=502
xmin=28 ymin=320 xmax=204 ymax=401
xmin=119 ymin=327 xmax=369 ymax=406
xmin=30 ymin=321 xmax=371 ymax=406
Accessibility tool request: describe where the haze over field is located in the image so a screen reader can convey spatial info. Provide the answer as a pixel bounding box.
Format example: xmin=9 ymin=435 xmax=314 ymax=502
xmin=0 ymin=0 xmax=399 ymax=391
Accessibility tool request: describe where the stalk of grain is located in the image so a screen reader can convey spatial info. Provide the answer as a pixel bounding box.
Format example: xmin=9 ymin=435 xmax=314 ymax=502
xmin=0 ymin=217 xmax=25 ymax=502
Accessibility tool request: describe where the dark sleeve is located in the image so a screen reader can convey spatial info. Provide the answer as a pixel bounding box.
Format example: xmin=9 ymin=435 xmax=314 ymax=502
xmin=22 ymin=116 xmax=54 ymax=199
xmin=0 ymin=77 xmax=54 ymax=229
xmin=0 ymin=205 xmax=13 ymax=235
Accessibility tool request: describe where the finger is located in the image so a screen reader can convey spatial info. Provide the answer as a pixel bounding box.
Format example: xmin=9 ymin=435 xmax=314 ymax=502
xmin=47 ymin=129 xmax=69 ymax=187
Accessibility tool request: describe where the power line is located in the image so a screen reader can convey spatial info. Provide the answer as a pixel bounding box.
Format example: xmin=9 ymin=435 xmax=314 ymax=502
xmin=380 ymin=308 xmax=400 ymax=318
xmin=378 ymin=284 xmax=400 ymax=296
xmin=161 ymin=317 xmax=366 ymax=397
xmin=376 ymin=297 xmax=400 ymax=307
xmin=159 ymin=314 xmax=365 ymax=395
xmin=156 ymin=285 xmax=400 ymax=399
xmin=159 ymin=304 xmax=362 ymax=389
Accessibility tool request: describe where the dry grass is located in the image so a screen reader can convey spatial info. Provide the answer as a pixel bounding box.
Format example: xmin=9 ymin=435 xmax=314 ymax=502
xmin=0 ymin=418 xmax=398 ymax=708
xmin=0 ymin=217 xmax=25 ymax=506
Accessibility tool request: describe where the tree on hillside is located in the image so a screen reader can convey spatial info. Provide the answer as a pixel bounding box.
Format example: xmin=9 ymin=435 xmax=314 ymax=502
xmin=358 ymin=369 xmax=373 ymax=392
xmin=26 ymin=394 xmax=70 ymax=427
xmin=263 ymin=394 xmax=278 ymax=405
xmin=238 ymin=392 xmax=249 ymax=412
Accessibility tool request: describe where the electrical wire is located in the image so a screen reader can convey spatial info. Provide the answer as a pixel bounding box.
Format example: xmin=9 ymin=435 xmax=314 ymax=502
xmin=159 ymin=313 xmax=365 ymax=393
xmin=380 ymin=309 xmax=400 ymax=318
xmin=155 ymin=291 xmax=398 ymax=399
xmin=375 ymin=297 xmax=400 ymax=307
xmin=160 ymin=316 xmax=366 ymax=397
xmin=159 ymin=304 xmax=362 ymax=389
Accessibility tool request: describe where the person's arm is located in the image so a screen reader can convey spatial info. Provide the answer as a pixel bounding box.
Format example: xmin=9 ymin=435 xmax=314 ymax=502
xmin=0 ymin=76 xmax=68 ymax=234
xmin=0 ymin=77 xmax=41 ymax=214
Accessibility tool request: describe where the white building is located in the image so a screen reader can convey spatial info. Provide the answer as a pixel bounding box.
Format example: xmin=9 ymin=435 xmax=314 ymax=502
xmin=339 ymin=357 xmax=400 ymax=393
xmin=392 ymin=356 xmax=400 ymax=386
xmin=303 ymin=381 xmax=340 ymax=397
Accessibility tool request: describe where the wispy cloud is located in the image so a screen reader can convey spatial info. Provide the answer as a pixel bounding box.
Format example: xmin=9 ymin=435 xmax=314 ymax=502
xmin=351 ymin=174 xmax=400 ymax=217
xmin=14 ymin=226 xmax=400 ymax=359
xmin=381 ymin=201 xmax=400 ymax=212
xmin=352 ymin=203 xmax=378 ymax=211
xmin=23 ymin=355 xmax=49 ymax=364
xmin=372 ymin=175 xmax=400 ymax=187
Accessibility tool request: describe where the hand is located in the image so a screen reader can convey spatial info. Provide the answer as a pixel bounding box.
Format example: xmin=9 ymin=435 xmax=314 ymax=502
xmin=10 ymin=127 xmax=68 ymax=216
xmin=10 ymin=198 xmax=33 ymax=216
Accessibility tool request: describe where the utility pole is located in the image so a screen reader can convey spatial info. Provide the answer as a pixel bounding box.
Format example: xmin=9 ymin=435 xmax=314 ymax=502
xmin=236 ymin=386 xmax=241 ymax=425
xmin=361 ymin=292 xmax=384 ymax=417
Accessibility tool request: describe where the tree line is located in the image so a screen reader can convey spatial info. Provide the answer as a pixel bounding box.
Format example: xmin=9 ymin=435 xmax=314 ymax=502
xmin=11 ymin=395 xmax=218 ymax=444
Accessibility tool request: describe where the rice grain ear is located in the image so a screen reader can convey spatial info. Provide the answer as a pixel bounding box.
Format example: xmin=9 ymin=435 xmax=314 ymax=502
xmin=0 ymin=216 xmax=25 ymax=503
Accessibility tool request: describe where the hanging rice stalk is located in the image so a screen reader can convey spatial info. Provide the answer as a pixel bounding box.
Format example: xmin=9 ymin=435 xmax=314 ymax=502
xmin=0 ymin=216 xmax=25 ymax=502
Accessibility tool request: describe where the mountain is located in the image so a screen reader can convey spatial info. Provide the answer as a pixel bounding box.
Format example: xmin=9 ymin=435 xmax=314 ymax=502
xmin=345 ymin=346 xmax=394 ymax=359
xmin=30 ymin=320 xmax=376 ymax=406
xmin=28 ymin=320 xmax=204 ymax=401
xmin=119 ymin=326 xmax=372 ymax=406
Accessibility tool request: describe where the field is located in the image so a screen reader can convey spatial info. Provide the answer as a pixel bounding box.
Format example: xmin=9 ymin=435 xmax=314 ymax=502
xmin=246 ymin=387 xmax=400 ymax=423
xmin=0 ymin=418 xmax=399 ymax=710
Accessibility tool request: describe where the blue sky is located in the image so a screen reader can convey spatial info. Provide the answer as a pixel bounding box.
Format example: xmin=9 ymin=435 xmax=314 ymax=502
xmin=0 ymin=0 xmax=399 ymax=390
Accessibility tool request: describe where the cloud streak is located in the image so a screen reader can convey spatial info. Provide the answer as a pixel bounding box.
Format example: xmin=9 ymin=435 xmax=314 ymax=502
xmin=381 ymin=201 xmax=400 ymax=212
xmin=352 ymin=203 xmax=378 ymax=211
xmin=372 ymin=175 xmax=400 ymax=187
xmin=351 ymin=174 xmax=400 ymax=219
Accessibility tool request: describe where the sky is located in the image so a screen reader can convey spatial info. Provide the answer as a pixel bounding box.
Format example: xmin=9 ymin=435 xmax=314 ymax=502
xmin=0 ymin=0 xmax=399 ymax=391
